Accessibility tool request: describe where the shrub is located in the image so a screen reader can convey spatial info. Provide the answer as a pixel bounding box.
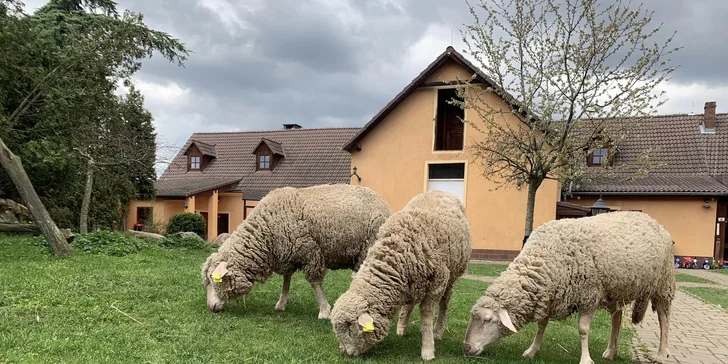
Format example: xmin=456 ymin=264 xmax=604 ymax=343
xmin=166 ymin=212 xmax=206 ymax=237
xmin=72 ymin=231 xmax=147 ymax=256
xmin=160 ymin=236 xmax=214 ymax=251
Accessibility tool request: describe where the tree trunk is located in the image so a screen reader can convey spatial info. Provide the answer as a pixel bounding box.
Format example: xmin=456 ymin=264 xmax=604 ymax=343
xmin=0 ymin=137 xmax=74 ymax=256
xmin=523 ymin=180 xmax=541 ymax=247
xmin=79 ymin=159 xmax=95 ymax=234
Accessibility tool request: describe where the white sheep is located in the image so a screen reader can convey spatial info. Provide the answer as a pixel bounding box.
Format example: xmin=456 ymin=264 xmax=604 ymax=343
xmin=462 ymin=211 xmax=675 ymax=364
xmin=329 ymin=190 xmax=472 ymax=361
xmin=200 ymin=184 xmax=391 ymax=319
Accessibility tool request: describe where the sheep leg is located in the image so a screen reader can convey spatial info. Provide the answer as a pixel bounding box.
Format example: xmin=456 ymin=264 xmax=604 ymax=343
xmin=522 ymin=317 xmax=549 ymax=359
xmin=433 ymin=282 xmax=454 ymax=340
xmin=396 ymin=303 xmax=414 ymax=336
xmin=653 ymin=300 xmax=671 ymax=363
xmin=578 ymin=311 xmax=595 ymax=364
xmin=602 ymin=309 xmax=622 ymax=360
xmin=310 ymin=282 xmax=331 ymax=319
xmin=275 ymin=273 xmax=292 ymax=311
xmin=419 ymin=299 xmax=437 ymax=361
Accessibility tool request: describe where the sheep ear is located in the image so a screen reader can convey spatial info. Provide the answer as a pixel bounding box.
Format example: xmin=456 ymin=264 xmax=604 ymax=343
xmin=498 ymin=308 xmax=517 ymax=333
xmin=357 ymin=313 xmax=374 ymax=332
xmin=211 ymin=261 xmax=228 ymax=282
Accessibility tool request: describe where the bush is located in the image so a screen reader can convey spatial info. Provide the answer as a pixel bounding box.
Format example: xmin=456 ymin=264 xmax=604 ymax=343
xmin=166 ymin=212 xmax=206 ymax=237
xmin=160 ymin=236 xmax=214 ymax=251
xmin=72 ymin=231 xmax=147 ymax=256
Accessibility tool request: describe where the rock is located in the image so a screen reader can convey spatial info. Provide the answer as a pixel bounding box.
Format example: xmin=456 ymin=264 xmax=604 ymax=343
xmin=0 ymin=210 xmax=18 ymax=224
xmin=61 ymin=228 xmax=75 ymax=243
xmin=174 ymin=231 xmax=203 ymax=240
xmin=212 ymin=233 xmax=230 ymax=246
xmin=0 ymin=198 xmax=32 ymax=223
xmin=127 ymin=230 xmax=165 ymax=239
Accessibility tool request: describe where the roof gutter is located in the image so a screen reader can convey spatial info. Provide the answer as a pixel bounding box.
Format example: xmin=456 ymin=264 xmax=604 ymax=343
xmin=571 ymin=191 xmax=728 ymax=197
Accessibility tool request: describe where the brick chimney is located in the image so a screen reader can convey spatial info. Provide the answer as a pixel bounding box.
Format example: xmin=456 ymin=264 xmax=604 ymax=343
xmin=704 ymin=101 xmax=717 ymax=130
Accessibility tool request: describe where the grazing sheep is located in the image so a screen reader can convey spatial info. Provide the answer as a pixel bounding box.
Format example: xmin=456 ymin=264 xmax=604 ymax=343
xmin=330 ymin=190 xmax=471 ymax=361
xmin=462 ymin=211 xmax=675 ymax=364
xmin=200 ymin=184 xmax=391 ymax=319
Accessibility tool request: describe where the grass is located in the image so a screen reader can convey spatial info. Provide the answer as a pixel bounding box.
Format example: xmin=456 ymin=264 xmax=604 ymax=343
xmin=681 ymin=287 xmax=728 ymax=313
xmin=711 ymin=269 xmax=728 ymax=276
xmin=467 ymin=262 xmax=509 ymax=277
xmin=0 ymin=235 xmax=634 ymax=363
xmin=675 ymin=273 xmax=716 ymax=284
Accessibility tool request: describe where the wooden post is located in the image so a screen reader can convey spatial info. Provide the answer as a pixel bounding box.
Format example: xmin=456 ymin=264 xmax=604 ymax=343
xmin=185 ymin=195 xmax=195 ymax=213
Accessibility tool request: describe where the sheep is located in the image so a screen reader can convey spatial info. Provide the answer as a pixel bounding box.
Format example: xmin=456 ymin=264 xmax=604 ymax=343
xmin=329 ymin=190 xmax=472 ymax=361
xmin=461 ymin=211 xmax=675 ymax=364
xmin=200 ymin=184 xmax=391 ymax=319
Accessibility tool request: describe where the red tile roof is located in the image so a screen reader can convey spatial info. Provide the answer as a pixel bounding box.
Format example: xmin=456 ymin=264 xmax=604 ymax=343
xmin=155 ymin=127 xmax=359 ymax=198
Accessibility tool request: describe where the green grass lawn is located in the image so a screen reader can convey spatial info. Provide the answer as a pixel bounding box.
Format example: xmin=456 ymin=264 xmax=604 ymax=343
xmin=675 ymin=273 xmax=716 ymax=284
xmin=681 ymin=287 xmax=728 ymax=313
xmin=0 ymin=235 xmax=634 ymax=363
xmin=467 ymin=262 xmax=509 ymax=277
xmin=711 ymin=269 xmax=728 ymax=276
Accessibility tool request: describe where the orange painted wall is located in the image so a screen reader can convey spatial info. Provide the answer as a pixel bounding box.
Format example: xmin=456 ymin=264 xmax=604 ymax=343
xmin=566 ymin=195 xmax=716 ymax=257
xmin=219 ymin=193 xmax=243 ymax=233
xmin=350 ymin=60 xmax=560 ymax=252
xmin=126 ymin=199 xmax=184 ymax=233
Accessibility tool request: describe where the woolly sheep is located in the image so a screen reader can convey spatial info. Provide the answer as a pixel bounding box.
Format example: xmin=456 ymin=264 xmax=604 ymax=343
xmin=200 ymin=184 xmax=391 ymax=319
xmin=330 ymin=190 xmax=471 ymax=361
xmin=462 ymin=211 xmax=675 ymax=364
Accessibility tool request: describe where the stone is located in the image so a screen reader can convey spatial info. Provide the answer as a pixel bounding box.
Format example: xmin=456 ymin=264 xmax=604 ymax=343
xmin=212 ymin=233 xmax=230 ymax=246
xmin=174 ymin=231 xmax=203 ymax=240
xmin=127 ymin=230 xmax=165 ymax=239
xmin=0 ymin=210 xmax=18 ymax=224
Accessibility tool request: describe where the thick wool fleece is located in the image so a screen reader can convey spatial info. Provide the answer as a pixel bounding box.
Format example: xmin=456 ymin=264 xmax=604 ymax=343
xmin=330 ymin=190 xmax=471 ymax=357
xmin=201 ymin=184 xmax=391 ymax=302
xmin=476 ymin=211 xmax=675 ymax=331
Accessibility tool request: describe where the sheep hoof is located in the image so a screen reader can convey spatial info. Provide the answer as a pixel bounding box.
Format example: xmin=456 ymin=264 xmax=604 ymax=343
xmin=318 ymin=305 xmax=331 ymax=319
xmin=396 ymin=326 xmax=407 ymax=336
xmin=522 ymin=347 xmax=538 ymax=359
xmin=601 ymin=347 xmax=616 ymax=360
xmin=578 ymin=359 xmax=594 ymax=364
xmin=433 ymin=331 xmax=444 ymax=340
xmin=275 ymin=301 xmax=286 ymax=311
xmin=421 ymin=349 xmax=435 ymax=361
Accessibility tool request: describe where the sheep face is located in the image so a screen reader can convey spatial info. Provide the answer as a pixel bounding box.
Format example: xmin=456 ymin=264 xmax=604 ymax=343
xmin=330 ymin=294 xmax=386 ymax=357
xmin=202 ymin=258 xmax=254 ymax=312
xmin=462 ymin=304 xmax=518 ymax=356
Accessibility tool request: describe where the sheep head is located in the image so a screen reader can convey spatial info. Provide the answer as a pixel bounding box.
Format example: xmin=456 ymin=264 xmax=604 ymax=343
xmin=462 ymin=298 xmax=518 ymax=356
xmin=201 ymin=253 xmax=254 ymax=312
xmin=329 ymin=292 xmax=388 ymax=357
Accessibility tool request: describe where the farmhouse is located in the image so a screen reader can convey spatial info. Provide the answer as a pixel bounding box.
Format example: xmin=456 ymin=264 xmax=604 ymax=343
xmin=128 ymin=46 xmax=726 ymax=262
xmin=126 ymin=126 xmax=359 ymax=240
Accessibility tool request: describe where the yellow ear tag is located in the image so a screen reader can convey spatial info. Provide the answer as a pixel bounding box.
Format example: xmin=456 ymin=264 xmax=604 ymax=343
xmin=362 ymin=322 xmax=374 ymax=332
xmin=211 ymin=272 xmax=222 ymax=283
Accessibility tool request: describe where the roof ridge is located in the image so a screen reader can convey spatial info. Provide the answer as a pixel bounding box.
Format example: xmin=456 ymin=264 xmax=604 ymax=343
xmin=191 ymin=127 xmax=360 ymax=136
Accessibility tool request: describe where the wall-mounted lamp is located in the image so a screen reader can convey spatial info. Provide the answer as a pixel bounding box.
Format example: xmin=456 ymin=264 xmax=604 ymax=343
xmin=590 ymin=196 xmax=610 ymax=216
xmin=183 ymin=200 xmax=188 ymax=209
xmin=704 ymin=198 xmax=711 ymax=208
xmin=350 ymin=166 xmax=362 ymax=185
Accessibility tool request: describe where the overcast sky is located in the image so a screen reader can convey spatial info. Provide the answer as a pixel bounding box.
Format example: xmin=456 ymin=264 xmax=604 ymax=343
xmin=22 ymin=0 xmax=728 ymax=164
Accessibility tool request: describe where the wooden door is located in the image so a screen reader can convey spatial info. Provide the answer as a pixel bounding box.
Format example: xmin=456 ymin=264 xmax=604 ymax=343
xmin=715 ymin=199 xmax=727 ymax=260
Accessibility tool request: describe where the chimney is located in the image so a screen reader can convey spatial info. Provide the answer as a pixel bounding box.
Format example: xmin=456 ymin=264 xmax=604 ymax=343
xmin=704 ymin=101 xmax=716 ymax=130
xmin=283 ymin=123 xmax=302 ymax=130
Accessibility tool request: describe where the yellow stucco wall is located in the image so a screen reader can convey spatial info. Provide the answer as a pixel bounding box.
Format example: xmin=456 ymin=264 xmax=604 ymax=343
xmin=567 ymin=195 xmax=716 ymax=257
xmin=350 ymin=60 xmax=559 ymax=252
xmin=126 ymin=199 xmax=184 ymax=233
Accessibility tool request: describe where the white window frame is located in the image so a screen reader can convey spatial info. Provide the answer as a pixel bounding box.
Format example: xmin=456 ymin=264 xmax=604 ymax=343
xmin=423 ymin=161 xmax=468 ymax=206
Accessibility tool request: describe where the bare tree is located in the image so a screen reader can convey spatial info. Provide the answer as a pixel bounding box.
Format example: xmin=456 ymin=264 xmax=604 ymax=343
xmin=456 ymin=0 xmax=679 ymax=243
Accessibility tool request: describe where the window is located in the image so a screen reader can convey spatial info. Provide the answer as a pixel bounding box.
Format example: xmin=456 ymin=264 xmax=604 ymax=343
xmin=434 ymin=88 xmax=464 ymax=151
xmin=588 ymin=147 xmax=609 ymax=166
xmin=190 ymin=156 xmax=201 ymax=170
xmin=427 ymin=163 xmax=465 ymax=202
xmin=258 ymin=154 xmax=270 ymax=170
xmin=136 ymin=207 xmax=151 ymax=224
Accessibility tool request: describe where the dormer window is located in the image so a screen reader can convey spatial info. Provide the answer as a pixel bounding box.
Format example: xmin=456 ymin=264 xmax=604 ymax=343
xmin=588 ymin=147 xmax=612 ymax=167
xmin=258 ymin=154 xmax=270 ymax=170
xmin=253 ymin=138 xmax=285 ymax=172
xmin=183 ymin=140 xmax=217 ymax=172
xmin=190 ymin=156 xmax=201 ymax=170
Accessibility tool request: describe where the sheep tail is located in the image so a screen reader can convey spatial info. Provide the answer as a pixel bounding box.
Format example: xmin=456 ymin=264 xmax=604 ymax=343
xmin=631 ymin=297 xmax=649 ymax=324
